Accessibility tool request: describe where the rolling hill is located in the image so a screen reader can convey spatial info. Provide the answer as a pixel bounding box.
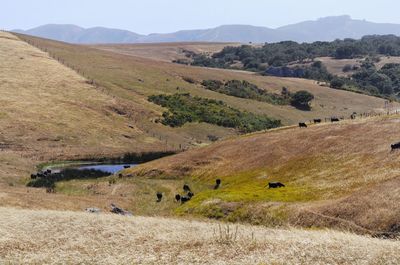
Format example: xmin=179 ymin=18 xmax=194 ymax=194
xmin=1 ymin=27 xmax=400 ymax=265
xmin=0 ymin=31 xmax=168 ymax=183
xmin=0 ymin=31 xmax=394 ymax=218
xmin=13 ymin=16 xmax=400 ymax=44
xmin=1 ymin=31 xmax=392 ymax=176
xmin=124 ymin=115 xmax=400 ymax=236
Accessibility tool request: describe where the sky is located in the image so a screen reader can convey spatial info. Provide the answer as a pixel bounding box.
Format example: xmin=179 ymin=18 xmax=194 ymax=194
xmin=3 ymin=0 xmax=400 ymax=34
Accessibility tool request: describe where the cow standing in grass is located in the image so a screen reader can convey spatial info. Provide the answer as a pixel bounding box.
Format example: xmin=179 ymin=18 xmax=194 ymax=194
xmin=391 ymin=142 xmax=400 ymax=151
xmin=299 ymin=123 xmax=307 ymax=128
xmin=268 ymin=182 xmax=285 ymax=188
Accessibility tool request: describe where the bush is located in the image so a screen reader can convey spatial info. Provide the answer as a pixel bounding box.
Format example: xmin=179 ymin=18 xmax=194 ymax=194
xmin=330 ymin=78 xmax=346 ymax=89
xmin=342 ymin=64 xmax=353 ymax=72
xmin=202 ymin=79 xmax=290 ymax=105
xmin=290 ymin=91 xmax=314 ymax=110
xmin=148 ymin=93 xmax=281 ymax=133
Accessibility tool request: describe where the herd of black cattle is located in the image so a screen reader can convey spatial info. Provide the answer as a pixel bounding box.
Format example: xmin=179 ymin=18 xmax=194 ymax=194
xmin=299 ymin=117 xmax=343 ymax=128
xmin=156 ymin=179 xmax=285 ymax=204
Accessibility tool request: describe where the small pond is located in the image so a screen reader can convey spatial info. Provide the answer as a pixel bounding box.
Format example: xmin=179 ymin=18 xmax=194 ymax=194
xmin=72 ymin=163 xmax=137 ymax=174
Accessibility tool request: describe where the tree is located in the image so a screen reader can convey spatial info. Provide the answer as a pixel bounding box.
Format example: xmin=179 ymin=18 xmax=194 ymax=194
xmin=330 ymin=77 xmax=346 ymax=89
xmin=291 ymin=90 xmax=314 ymax=110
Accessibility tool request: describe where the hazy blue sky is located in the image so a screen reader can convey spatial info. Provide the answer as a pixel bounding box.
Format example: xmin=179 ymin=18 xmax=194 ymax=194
xmin=3 ymin=0 xmax=400 ymax=33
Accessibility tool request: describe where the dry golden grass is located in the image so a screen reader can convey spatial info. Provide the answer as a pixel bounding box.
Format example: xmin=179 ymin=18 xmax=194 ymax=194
xmin=1 ymin=207 xmax=399 ymax=265
xmin=92 ymin=42 xmax=239 ymax=62
xmin=126 ymin=115 xmax=400 ymax=233
xmin=16 ymin=33 xmax=391 ymax=127
xmin=0 ymin=32 xmax=170 ymax=171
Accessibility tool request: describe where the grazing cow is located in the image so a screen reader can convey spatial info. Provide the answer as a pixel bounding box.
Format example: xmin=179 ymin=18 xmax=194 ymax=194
xmin=313 ymin=119 xmax=322 ymax=123
xmin=30 ymin=174 xmax=37 ymax=179
xmin=391 ymin=142 xmax=400 ymax=150
xmin=180 ymin=196 xmax=190 ymax=204
xmin=175 ymin=194 xmax=181 ymax=202
xmin=123 ymin=165 xmax=131 ymax=169
xmin=299 ymin=122 xmax=307 ymax=128
xmin=156 ymin=192 xmax=163 ymax=202
xmin=268 ymin=182 xmax=285 ymax=189
xmin=214 ymin=179 xmax=221 ymax=190
xmin=183 ymin=184 xmax=191 ymax=192
xmin=331 ymin=117 xmax=340 ymax=122
xmin=187 ymin=191 xmax=194 ymax=198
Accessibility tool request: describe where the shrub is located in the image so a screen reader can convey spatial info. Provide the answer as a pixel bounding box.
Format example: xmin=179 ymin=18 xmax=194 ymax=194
xmin=148 ymin=94 xmax=281 ymax=133
xmin=290 ymin=90 xmax=314 ymax=110
xmin=330 ymin=78 xmax=346 ymax=89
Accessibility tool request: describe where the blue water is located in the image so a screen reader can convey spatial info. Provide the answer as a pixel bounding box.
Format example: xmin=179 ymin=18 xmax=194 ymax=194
xmin=76 ymin=164 xmax=137 ymax=174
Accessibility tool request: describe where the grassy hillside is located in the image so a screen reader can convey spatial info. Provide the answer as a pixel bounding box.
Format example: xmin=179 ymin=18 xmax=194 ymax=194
xmin=0 ymin=31 xmax=174 ymax=182
xmin=1 ymin=207 xmax=399 ymax=265
xmin=15 ymin=33 xmax=391 ymax=127
xmin=92 ymin=42 xmax=239 ymax=62
xmin=125 ymin=115 xmax=400 ymax=235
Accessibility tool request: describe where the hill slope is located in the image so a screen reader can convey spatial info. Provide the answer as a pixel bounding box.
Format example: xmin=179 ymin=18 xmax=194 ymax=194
xmin=125 ymin=115 xmax=400 ymax=235
xmin=0 ymin=31 xmax=169 ymax=182
xmin=15 ymin=33 xmax=391 ymax=127
xmin=13 ymin=16 xmax=400 ymax=44
xmin=1 ymin=207 xmax=399 ymax=264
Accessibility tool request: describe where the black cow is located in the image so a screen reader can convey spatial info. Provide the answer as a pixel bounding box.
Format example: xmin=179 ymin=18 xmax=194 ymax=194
xmin=187 ymin=191 xmax=194 ymax=198
xmin=175 ymin=194 xmax=181 ymax=202
xmin=331 ymin=118 xmax=340 ymax=122
xmin=123 ymin=165 xmax=131 ymax=169
xmin=268 ymin=182 xmax=285 ymax=188
xmin=299 ymin=123 xmax=307 ymax=128
xmin=313 ymin=119 xmax=322 ymax=123
xmin=183 ymin=184 xmax=191 ymax=192
xmin=214 ymin=179 xmax=221 ymax=190
xmin=30 ymin=174 xmax=37 ymax=179
xmin=391 ymin=142 xmax=400 ymax=150
xmin=156 ymin=192 xmax=163 ymax=202
xmin=180 ymin=196 xmax=191 ymax=204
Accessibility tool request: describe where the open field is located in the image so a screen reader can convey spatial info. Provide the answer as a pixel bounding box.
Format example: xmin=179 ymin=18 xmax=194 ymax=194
xmin=125 ymin=115 xmax=400 ymax=235
xmin=1 ymin=207 xmax=399 ymax=265
xmin=92 ymin=42 xmax=238 ymax=62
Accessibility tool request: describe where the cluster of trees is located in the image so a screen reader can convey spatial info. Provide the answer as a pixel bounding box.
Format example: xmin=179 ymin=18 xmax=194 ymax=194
xmin=331 ymin=62 xmax=400 ymax=96
xmin=148 ymin=93 xmax=281 ymax=133
xmin=201 ymin=79 xmax=290 ymax=105
xmin=191 ymin=35 xmax=400 ymax=71
xmin=201 ymin=79 xmax=315 ymax=110
xmin=264 ymin=61 xmax=332 ymax=81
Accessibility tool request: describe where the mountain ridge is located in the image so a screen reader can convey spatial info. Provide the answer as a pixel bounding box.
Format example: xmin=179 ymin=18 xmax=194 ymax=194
xmin=12 ymin=15 xmax=400 ymax=44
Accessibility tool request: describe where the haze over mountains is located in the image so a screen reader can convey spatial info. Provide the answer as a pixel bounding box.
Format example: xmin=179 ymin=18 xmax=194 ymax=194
xmin=13 ymin=15 xmax=400 ymax=44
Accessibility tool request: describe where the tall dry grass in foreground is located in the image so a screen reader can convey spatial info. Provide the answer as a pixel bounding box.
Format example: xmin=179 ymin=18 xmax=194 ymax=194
xmin=0 ymin=207 xmax=399 ymax=265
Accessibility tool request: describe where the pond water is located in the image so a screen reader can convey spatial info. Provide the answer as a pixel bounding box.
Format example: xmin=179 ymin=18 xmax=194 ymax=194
xmin=75 ymin=164 xmax=137 ymax=174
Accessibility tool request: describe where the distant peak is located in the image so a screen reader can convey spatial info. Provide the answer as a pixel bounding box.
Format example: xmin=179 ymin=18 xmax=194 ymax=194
xmin=317 ymin=15 xmax=352 ymax=21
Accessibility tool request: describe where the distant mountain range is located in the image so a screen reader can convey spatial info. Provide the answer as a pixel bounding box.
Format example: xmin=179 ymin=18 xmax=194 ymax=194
xmin=13 ymin=15 xmax=400 ymax=44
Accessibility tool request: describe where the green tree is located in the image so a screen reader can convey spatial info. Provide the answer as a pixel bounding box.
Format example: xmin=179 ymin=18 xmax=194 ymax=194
xmin=291 ymin=90 xmax=314 ymax=110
